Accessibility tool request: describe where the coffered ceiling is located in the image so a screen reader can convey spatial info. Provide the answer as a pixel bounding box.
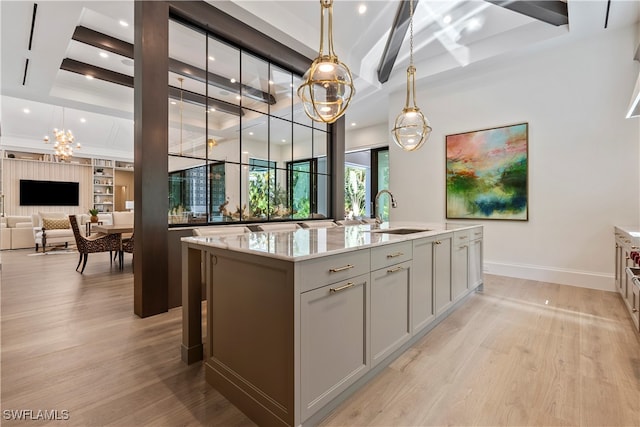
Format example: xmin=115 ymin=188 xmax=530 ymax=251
xmin=1 ymin=0 xmax=638 ymax=161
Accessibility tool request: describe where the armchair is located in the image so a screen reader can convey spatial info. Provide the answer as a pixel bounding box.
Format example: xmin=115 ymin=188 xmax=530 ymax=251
xmin=69 ymin=215 xmax=120 ymax=274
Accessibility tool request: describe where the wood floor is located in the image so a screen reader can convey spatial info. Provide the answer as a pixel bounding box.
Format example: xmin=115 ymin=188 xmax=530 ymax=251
xmin=1 ymin=248 xmax=638 ymax=426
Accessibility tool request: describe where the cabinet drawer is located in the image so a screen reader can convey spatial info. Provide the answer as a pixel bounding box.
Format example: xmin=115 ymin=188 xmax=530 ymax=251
xmin=370 ymin=241 xmax=412 ymax=271
xmin=454 ymin=230 xmax=470 ymax=244
xmin=469 ymin=227 xmax=483 ymax=240
xmin=298 ymin=249 xmax=370 ymax=293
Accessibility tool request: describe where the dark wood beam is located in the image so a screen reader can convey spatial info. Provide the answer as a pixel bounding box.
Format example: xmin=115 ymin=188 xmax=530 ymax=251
xmin=61 ymin=58 xmax=133 ymax=87
xmin=167 ymin=1 xmax=312 ymax=76
xmin=72 ymin=26 xmax=133 ymax=57
xmin=485 ymin=1 xmax=569 ymax=26
xmin=60 ymin=58 xmax=242 ymax=116
xmin=168 ymin=85 xmax=243 ymax=117
xmin=71 ymin=25 xmax=275 ymax=105
xmin=134 ymin=0 xmax=169 ymax=318
xmin=377 ymin=0 xmax=413 ymax=84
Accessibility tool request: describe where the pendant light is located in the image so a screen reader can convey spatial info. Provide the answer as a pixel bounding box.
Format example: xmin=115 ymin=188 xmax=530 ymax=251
xmin=43 ymin=107 xmax=81 ymax=161
xmin=391 ymin=0 xmax=431 ymax=151
xmin=297 ymin=0 xmax=355 ymax=124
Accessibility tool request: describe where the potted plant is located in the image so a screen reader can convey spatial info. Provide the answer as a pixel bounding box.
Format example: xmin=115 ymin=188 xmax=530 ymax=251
xmin=89 ymin=209 xmax=99 ymax=223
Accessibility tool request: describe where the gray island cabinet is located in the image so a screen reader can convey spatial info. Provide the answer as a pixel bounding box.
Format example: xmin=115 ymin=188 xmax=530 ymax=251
xmin=181 ymin=222 xmax=483 ymax=427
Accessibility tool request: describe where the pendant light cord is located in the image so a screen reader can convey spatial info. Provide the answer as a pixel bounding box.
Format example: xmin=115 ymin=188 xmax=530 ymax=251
xmin=409 ymin=0 xmax=414 ymax=68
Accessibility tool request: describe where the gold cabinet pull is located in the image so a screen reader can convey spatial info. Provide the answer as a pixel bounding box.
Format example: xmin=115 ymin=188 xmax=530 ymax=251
xmin=386 ymin=252 xmax=404 ymax=258
xmin=458 ymin=236 xmax=468 ymax=240
xmin=330 ymin=282 xmax=355 ymax=293
xmin=632 ymin=246 xmax=639 ymax=250
xmin=387 ymin=266 xmax=403 ymax=273
xmin=474 ymin=232 xmax=482 ymax=236
xmin=329 ymin=264 xmax=354 ymax=273
xmin=434 ymin=240 xmax=441 ymax=245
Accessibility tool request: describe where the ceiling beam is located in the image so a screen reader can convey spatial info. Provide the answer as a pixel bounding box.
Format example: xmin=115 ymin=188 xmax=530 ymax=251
xmin=71 ymin=26 xmax=275 ymax=105
xmin=485 ymin=1 xmax=568 ymax=26
xmin=60 ymin=58 xmax=243 ymax=116
xmin=377 ymin=0 xmax=413 ymax=84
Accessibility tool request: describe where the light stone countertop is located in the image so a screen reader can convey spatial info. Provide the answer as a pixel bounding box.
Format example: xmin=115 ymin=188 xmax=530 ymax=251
xmin=181 ymin=221 xmax=482 ymax=262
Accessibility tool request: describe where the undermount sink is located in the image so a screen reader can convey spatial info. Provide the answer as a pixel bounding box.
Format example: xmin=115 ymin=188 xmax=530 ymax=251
xmin=369 ymin=228 xmax=430 ymax=235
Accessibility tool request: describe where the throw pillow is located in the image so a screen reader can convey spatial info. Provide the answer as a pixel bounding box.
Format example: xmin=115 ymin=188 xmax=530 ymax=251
xmin=42 ymin=218 xmax=70 ymax=230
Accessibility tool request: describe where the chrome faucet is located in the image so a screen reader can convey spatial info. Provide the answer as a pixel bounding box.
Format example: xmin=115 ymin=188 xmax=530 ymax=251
xmin=374 ymin=189 xmax=397 ymax=224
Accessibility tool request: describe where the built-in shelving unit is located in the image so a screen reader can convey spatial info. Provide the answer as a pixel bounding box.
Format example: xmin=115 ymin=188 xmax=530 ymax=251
xmin=0 ymin=150 xmax=133 ymax=216
xmin=93 ymin=159 xmax=114 ymax=212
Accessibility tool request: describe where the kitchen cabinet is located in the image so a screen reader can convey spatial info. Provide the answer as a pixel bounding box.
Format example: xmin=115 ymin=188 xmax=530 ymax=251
xmin=412 ymin=238 xmax=434 ymax=333
xmin=469 ymin=228 xmax=483 ymax=289
xmin=452 ymin=230 xmax=469 ymax=302
xmin=182 ymin=223 xmax=483 ymax=426
xmin=370 ymin=242 xmax=412 ymax=366
xmin=300 ymin=273 xmax=370 ymax=421
xmin=613 ymin=226 xmax=640 ymax=334
xmin=371 ymin=260 xmax=411 ymax=366
xmin=434 ymin=233 xmax=453 ymax=315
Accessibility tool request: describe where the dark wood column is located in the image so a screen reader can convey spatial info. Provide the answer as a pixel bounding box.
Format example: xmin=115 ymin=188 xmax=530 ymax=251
xmin=329 ymin=117 xmax=345 ymax=220
xmin=133 ymin=0 xmax=169 ymax=317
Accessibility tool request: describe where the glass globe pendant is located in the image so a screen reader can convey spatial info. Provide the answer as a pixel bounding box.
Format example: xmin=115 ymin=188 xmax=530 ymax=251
xmin=298 ymin=0 xmax=355 ymax=124
xmin=391 ymin=0 xmax=432 ymax=151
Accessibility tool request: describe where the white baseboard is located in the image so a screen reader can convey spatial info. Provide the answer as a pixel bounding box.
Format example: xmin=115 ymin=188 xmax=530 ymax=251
xmin=484 ymin=260 xmax=615 ymax=292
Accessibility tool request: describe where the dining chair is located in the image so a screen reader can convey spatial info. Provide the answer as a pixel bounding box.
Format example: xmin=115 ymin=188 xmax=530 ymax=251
xmin=120 ymin=232 xmax=135 ymax=271
xmin=69 ymin=215 xmax=120 ymax=274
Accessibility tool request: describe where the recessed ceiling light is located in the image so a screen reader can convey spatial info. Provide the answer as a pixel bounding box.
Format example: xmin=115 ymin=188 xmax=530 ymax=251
xmin=358 ymin=4 xmax=367 ymax=14
xmin=242 ymin=151 xmax=249 ymax=154
xmin=85 ymin=75 xmax=94 ymax=80
xmin=281 ymin=139 xmax=286 ymax=143
xmin=208 ymin=56 xmax=215 ymax=61
xmin=466 ymin=17 xmax=482 ymax=32
xmin=351 ymin=122 xmax=356 ymax=126
xmin=230 ymin=78 xmax=236 ymax=83
xmin=268 ymin=80 xmax=274 ymax=85
xmin=119 ymin=20 xmax=129 ymax=27
xmin=23 ymin=108 xmax=30 ymax=114
xmin=235 ymin=95 xmax=241 ymax=100
xmin=170 ymin=101 xmax=176 ymax=105
xmin=210 ymin=107 xmax=216 ymax=111
xmin=80 ymin=118 xmax=86 ymax=123
xmin=443 ymin=15 xmax=452 ymax=24
xmin=249 ymin=132 xmax=254 ymax=136
xmin=99 ymin=52 xmax=109 ymax=58
xmin=289 ymin=83 xmax=294 ymax=87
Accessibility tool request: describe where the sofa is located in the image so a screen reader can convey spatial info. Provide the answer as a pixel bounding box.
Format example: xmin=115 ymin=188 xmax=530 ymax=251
xmin=31 ymin=212 xmax=81 ymax=252
xmin=1 ymin=216 xmax=34 ymax=250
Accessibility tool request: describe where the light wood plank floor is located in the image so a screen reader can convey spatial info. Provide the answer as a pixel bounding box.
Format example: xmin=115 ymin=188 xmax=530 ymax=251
xmin=1 ymin=249 xmax=638 ymax=426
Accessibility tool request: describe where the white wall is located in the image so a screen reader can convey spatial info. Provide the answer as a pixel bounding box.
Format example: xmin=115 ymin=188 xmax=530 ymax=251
xmin=387 ymin=24 xmax=640 ymax=291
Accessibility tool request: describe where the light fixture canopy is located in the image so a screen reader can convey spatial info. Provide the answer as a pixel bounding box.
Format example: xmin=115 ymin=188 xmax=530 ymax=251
xmin=391 ymin=0 xmax=432 ymax=151
xmin=298 ymin=0 xmax=355 ymax=124
xmin=44 ymin=108 xmax=81 ymax=161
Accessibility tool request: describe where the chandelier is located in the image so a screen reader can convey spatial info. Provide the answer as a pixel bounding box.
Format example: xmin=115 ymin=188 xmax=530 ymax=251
xmin=297 ymin=0 xmax=355 ymax=124
xmin=391 ymin=0 xmax=432 ymax=151
xmin=43 ymin=108 xmax=80 ymax=161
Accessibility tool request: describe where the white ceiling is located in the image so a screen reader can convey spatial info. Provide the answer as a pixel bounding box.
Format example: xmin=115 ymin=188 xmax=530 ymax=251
xmin=1 ymin=0 xmax=638 ymax=161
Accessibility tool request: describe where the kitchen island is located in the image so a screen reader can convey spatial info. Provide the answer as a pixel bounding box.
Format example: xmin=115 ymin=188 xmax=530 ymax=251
xmin=181 ymin=222 xmax=483 ymax=426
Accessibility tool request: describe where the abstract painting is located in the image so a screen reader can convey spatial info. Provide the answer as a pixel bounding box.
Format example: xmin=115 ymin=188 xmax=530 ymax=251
xmin=446 ymin=123 xmax=528 ymax=220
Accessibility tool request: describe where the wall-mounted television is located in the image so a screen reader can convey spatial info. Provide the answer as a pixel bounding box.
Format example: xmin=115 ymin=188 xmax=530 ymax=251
xmin=20 ymin=180 xmax=79 ymax=206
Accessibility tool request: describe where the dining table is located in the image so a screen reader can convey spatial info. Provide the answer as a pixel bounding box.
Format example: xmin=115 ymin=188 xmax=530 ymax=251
xmin=92 ymin=224 xmax=134 ymax=270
